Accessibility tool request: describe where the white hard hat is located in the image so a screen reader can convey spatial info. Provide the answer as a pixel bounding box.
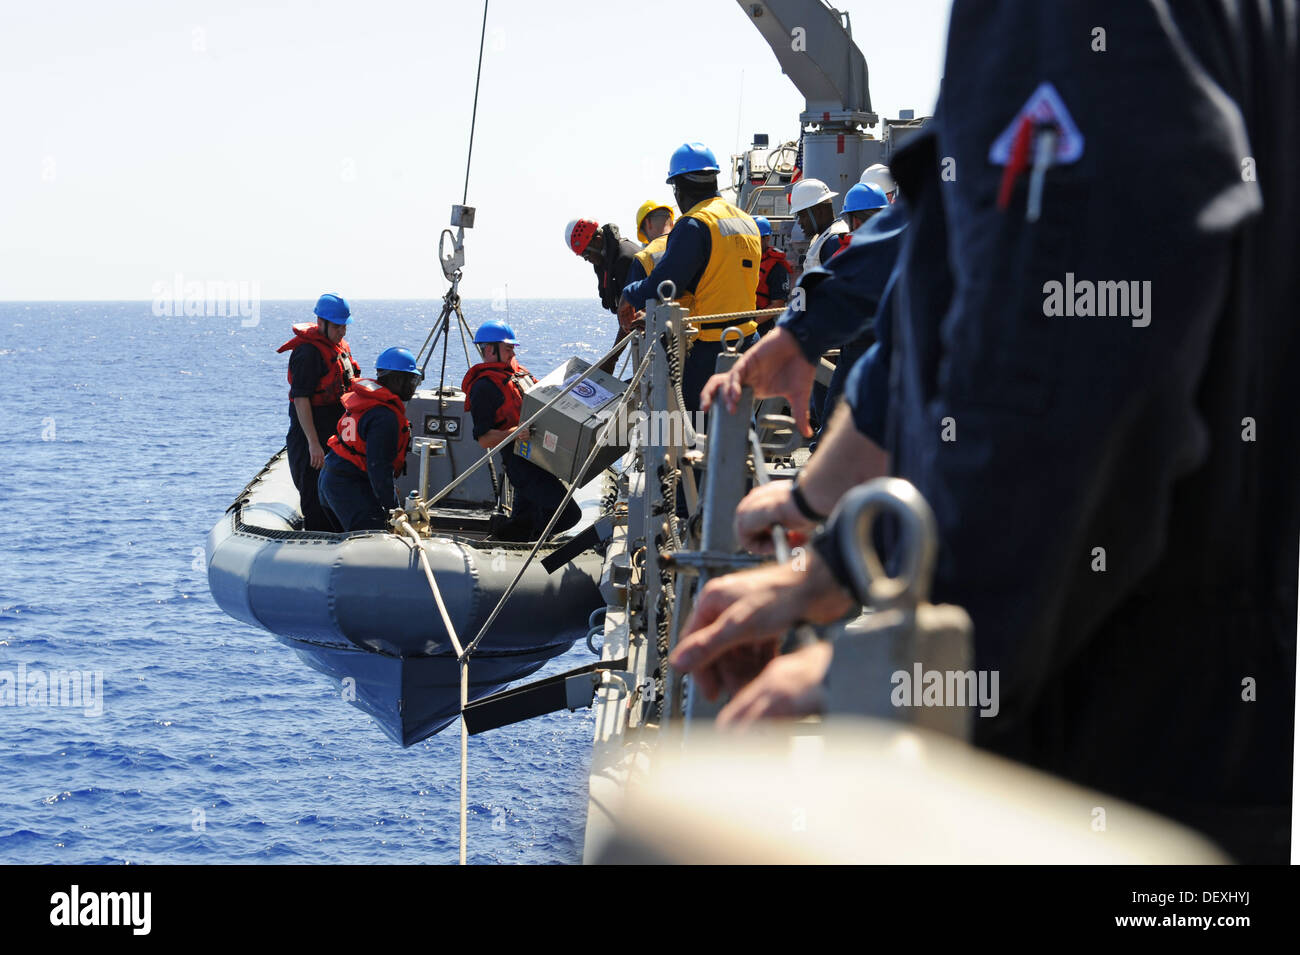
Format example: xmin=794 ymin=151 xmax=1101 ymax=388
xmin=860 ymin=163 xmax=897 ymax=199
xmin=788 ymin=178 xmax=838 ymax=215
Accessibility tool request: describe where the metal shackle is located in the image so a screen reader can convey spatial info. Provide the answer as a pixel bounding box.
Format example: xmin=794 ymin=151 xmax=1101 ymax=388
xmin=839 ymin=477 xmax=938 ymax=610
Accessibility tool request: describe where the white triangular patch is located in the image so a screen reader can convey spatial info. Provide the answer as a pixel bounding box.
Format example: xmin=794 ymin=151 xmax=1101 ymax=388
xmin=988 ymin=82 xmax=1085 ymax=165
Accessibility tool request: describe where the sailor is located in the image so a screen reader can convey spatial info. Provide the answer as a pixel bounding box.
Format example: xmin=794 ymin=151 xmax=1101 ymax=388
xmin=275 ymin=293 xmax=360 ymax=531
xmin=316 ymin=347 xmax=421 ymax=533
xmin=811 ymin=182 xmax=897 ymax=441
xmin=625 ymin=200 xmax=675 ymax=288
xmin=840 ymin=182 xmax=889 ymax=232
xmin=461 ymin=320 xmax=581 ymax=542
xmin=711 ymin=198 xmax=908 ymax=439
xmin=636 ymin=199 xmax=675 ymax=245
xmin=564 ymin=217 xmax=641 ymax=373
xmin=859 ymin=163 xmax=898 ymax=204
xmin=753 ymin=215 xmax=790 ymax=317
xmin=619 ymin=141 xmax=762 ymax=411
xmin=789 ymin=178 xmax=848 ymax=270
xmin=677 ymin=0 xmax=1298 ymax=864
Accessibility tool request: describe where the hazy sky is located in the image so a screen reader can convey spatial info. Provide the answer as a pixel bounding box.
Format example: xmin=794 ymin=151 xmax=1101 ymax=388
xmin=1 ymin=0 xmax=950 ymax=301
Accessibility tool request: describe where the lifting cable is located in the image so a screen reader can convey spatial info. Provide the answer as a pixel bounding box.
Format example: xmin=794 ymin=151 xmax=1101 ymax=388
xmin=396 ymin=0 xmax=492 ymax=866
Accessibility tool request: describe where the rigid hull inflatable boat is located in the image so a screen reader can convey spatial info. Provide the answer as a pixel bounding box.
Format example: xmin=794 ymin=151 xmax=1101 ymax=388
xmin=206 ymin=423 xmax=607 ymax=746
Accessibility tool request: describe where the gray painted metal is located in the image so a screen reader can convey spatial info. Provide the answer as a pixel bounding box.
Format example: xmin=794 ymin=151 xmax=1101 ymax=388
xmin=205 ymin=449 xmax=605 ymax=745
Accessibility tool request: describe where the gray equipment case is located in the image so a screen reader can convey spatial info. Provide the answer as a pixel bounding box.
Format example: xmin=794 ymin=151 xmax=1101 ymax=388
xmin=398 ymin=387 xmax=500 ymax=508
xmin=514 ymin=357 xmax=627 ymax=485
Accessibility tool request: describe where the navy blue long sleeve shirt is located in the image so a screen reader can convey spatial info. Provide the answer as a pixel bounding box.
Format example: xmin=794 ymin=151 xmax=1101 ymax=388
xmin=357 ymin=406 xmax=400 ymax=510
xmin=621 ymin=215 xmax=711 ymax=310
xmin=776 ymin=200 xmax=908 ymax=364
xmin=842 ymin=268 xmax=898 ymax=446
xmin=811 ymin=0 xmax=1298 ymax=862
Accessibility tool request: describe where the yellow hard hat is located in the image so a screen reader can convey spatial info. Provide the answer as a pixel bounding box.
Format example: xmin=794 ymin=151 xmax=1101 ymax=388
xmin=636 ymin=200 xmax=674 ymax=243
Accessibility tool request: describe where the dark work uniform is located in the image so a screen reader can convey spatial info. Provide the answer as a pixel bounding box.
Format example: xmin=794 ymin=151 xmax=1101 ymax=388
xmin=286 ymin=346 xmax=343 ymax=531
xmin=622 ymin=212 xmax=759 ymax=412
xmin=592 ymin=225 xmax=642 ymax=374
xmin=317 ymin=406 xmax=401 ymax=532
xmin=818 ymin=0 xmax=1298 ymax=862
xmin=468 ymin=378 xmax=581 ymax=542
xmin=776 ymin=201 xmax=907 ymax=444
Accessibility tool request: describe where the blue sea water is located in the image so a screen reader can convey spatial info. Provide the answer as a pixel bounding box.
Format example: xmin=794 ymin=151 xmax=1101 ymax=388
xmin=0 ymin=299 xmax=623 ymax=864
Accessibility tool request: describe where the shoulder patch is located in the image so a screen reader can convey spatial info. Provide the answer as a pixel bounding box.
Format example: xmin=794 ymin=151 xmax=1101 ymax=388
xmin=989 ymin=82 xmax=1084 ymax=165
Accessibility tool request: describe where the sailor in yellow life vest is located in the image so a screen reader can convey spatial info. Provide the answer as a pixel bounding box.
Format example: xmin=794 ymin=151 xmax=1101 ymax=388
xmin=618 ymin=142 xmax=761 ymax=412
xmin=626 ymin=199 xmax=675 ymax=290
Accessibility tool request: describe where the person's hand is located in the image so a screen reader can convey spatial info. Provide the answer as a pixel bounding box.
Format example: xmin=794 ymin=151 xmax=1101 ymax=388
xmin=734 ymin=480 xmax=814 ymax=554
xmin=309 ymin=441 xmax=325 ymax=469
xmin=717 ymin=641 xmax=833 ymax=729
xmin=671 ymin=557 xmax=853 ymax=700
xmin=699 ymin=327 xmax=816 ymax=436
xmin=617 ymin=297 xmax=642 ymax=333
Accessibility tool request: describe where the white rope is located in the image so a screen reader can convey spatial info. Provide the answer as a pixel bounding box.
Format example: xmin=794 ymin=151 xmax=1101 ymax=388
xmin=459 ymin=346 xmax=656 ymax=660
xmin=394 ymin=517 xmax=470 ymax=865
xmin=389 ymin=336 xmax=650 ymax=865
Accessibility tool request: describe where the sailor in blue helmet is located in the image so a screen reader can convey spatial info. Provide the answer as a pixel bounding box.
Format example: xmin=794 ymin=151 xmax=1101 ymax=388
xmin=618 ymin=142 xmax=762 ymax=412
xmin=275 ymin=293 xmax=360 ymax=531
xmin=752 ymin=216 xmax=790 ymax=322
xmin=317 ymin=346 xmax=421 ymax=532
xmin=840 ymin=182 xmax=889 ymax=233
xmin=809 ymin=180 xmax=897 ymax=443
xmin=675 ymin=1 xmax=1299 ymax=863
xmin=461 ymin=320 xmax=581 ymax=542
xmin=701 ymin=195 xmax=908 ymax=445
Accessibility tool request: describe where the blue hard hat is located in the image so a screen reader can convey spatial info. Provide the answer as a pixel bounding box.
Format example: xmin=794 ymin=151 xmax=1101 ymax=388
xmin=842 ymin=182 xmax=889 ymax=215
xmin=666 ymin=142 xmax=720 ymax=183
xmin=754 ymin=215 xmax=772 ymax=237
xmin=314 ymin=293 xmax=352 ymax=325
xmin=375 ymin=346 xmax=419 ymax=375
xmin=473 ymin=319 xmax=519 ymax=345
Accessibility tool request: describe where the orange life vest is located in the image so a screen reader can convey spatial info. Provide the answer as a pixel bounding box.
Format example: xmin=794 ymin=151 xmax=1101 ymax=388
xmin=755 ymin=247 xmax=790 ymax=309
xmin=277 ymin=323 xmax=360 ymax=406
xmin=460 ymin=358 xmax=536 ymax=431
xmin=327 ymin=380 xmax=411 ymax=476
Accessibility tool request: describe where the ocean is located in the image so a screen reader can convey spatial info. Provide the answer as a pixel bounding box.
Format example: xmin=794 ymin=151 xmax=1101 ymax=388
xmin=0 ymin=298 xmax=622 ymax=864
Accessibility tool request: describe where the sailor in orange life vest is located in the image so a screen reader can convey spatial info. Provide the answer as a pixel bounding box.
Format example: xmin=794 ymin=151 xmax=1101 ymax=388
xmin=752 ymin=216 xmax=790 ymax=319
xmin=316 ymin=347 xmax=422 ymax=532
xmin=461 ymin=320 xmax=582 ymax=542
xmin=275 ymin=293 xmax=360 ymax=531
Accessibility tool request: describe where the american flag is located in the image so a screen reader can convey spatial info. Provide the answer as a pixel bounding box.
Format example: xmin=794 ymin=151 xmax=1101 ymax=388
xmin=787 ymin=131 xmax=804 ymax=206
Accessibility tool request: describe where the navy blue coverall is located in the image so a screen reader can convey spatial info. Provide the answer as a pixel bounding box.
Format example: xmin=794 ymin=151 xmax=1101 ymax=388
xmin=317 ymin=406 xmax=402 ymax=532
xmin=285 ymin=346 xmax=343 ymax=532
xmin=468 ymin=378 xmax=581 ymax=542
xmin=815 ymin=0 xmax=1298 ymax=862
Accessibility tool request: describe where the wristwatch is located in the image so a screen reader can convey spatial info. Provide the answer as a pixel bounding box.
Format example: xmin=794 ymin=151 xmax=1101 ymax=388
xmin=790 ymin=473 xmax=827 ymax=523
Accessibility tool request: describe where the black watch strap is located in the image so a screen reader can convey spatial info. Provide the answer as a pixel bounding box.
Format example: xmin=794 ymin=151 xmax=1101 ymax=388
xmin=790 ymin=475 xmax=827 ymax=523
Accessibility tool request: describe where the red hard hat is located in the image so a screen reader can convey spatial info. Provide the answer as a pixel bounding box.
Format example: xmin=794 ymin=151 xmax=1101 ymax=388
xmin=565 ymin=218 xmax=599 ymax=256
